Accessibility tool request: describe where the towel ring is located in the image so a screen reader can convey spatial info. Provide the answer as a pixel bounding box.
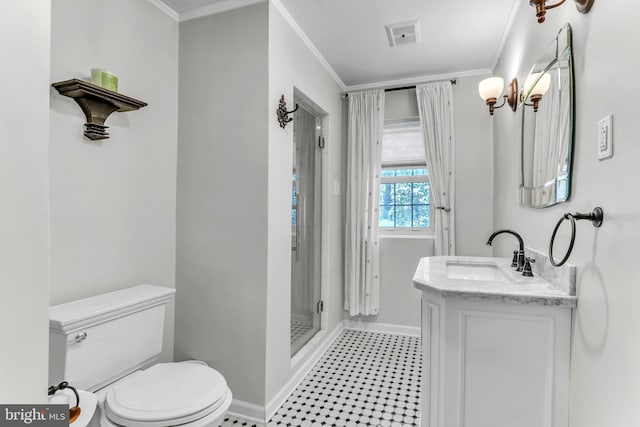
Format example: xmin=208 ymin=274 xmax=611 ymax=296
xmin=48 ymin=381 xmax=82 ymax=423
xmin=549 ymin=207 xmax=603 ymax=267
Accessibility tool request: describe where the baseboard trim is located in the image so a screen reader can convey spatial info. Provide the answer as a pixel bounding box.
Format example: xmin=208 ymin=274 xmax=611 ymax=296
xmin=265 ymin=320 xmax=345 ymax=420
xmin=227 ymin=399 xmax=265 ymax=424
xmin=344 ymin=320 xmax=421 ymax=337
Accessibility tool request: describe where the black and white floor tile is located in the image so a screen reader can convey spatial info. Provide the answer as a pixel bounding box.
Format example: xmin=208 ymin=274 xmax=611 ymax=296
xmin=220 ymin=416 xmax=260 ymax=427
xmin=220 ymin=329 xmax=422 ymax=427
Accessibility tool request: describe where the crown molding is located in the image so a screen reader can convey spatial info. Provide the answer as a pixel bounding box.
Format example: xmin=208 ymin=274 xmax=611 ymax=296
xmin=147 ymin=0 xmax=180 ymax=21
xmin=148 ymin=0 xmax=493 ymax=94
xmin=180 ymin=0 xmax=267 ymax=22
xmin=345 ymin=68 xmax=492 ymax=92
xmin=148 ymin=0 xmax=346 ymax=89
xmin=491 ymin=0 xmax=522 ymax=71
xmin=148 ymin=0 xmax=269 ymax=22
xmin=270 ymin=0 xmax=347 ymax=91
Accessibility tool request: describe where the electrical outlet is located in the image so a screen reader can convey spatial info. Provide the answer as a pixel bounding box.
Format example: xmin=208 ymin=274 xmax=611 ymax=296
xmin=598 ymin=115 xmax=613 ymax=160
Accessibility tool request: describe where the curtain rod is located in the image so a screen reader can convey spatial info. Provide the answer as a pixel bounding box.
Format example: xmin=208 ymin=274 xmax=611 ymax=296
xmin=341 ymin=79 xmax=457 ymax=99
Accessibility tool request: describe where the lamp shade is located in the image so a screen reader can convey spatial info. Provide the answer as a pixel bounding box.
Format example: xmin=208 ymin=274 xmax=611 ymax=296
xmin=478 ymin=77 xmax=504 ymax=101
xmin=524 ymin=72 xmax=551 ymax=97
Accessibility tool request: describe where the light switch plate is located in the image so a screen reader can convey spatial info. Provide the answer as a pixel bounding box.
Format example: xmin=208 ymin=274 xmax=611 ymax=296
xmin=597 ymin=114 xmax=613 ymax=160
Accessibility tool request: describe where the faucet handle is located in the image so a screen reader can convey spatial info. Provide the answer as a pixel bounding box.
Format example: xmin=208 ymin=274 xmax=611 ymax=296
xmin=511 ymin=250 xmax=518 ymax=268
xmin=516 ymin=250 xmax=526 ymax=272
xmin=522 ymin=257 xmax=535 ymax=277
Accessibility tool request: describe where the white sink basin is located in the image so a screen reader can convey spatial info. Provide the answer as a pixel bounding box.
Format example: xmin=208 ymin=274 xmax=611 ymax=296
xmin=413 ymin=256 xmax=577 ymax=307
xmin=446 ymin=260 xmax=514 ymax=282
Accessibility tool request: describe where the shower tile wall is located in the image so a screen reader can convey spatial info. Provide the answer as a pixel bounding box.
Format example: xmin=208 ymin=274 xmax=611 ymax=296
xmin=221 ymin=329 xmax=422 ymax=427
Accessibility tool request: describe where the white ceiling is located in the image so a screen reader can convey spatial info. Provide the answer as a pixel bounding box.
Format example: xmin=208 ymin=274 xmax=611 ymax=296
xmin=158 ymin=0 xmax=520 ymax=89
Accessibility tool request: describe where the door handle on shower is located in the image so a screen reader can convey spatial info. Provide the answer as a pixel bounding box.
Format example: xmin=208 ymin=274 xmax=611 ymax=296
xmin=295 ymin=192 xmax=300 ymax=262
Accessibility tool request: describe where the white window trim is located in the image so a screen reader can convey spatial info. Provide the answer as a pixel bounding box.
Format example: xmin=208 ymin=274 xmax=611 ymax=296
xmin=379 ymin=165 xmax=433 ymax=237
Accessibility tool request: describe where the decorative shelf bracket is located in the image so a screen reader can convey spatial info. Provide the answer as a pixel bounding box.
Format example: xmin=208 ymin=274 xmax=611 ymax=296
xmin=52 ymin=79 xmax=148 ymax=140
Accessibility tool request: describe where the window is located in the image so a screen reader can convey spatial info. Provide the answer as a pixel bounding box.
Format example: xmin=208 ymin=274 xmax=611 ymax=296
xmin=379 ymin=119 xmax=432 ymax=234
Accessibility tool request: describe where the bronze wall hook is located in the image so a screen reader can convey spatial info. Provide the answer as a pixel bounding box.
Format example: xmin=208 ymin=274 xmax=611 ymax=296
xmin=277 ymin=95 xmax=299 ymax=129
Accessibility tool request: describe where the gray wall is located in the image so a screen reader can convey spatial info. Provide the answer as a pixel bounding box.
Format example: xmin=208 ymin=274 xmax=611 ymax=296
xmin=367 ymin=237 xmax=433 ymax=328
xmin=350 ymin=75 xmax=494 ymax=328
xmin=493 ymin=3 xmax=640 ymax=425
xmin=175 ymin=3 xmax=269 ymax=407
xmin=176 ymin=1 xmax=345 ymax=410
xmin=265 ymin=2 xmax=345 ymax=403
xmin=49 ymin=0 xmax=179 ymax=362
xmin=0 ymin=1 xmax=51 ymax=403
xmin=453 ymin=75 xmax=494 ymax=258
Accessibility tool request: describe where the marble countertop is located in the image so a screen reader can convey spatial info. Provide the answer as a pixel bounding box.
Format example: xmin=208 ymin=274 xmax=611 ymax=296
xmin=413 ymin=256 xmax=577 ymax=307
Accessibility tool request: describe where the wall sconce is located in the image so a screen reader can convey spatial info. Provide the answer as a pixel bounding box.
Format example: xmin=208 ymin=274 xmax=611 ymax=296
xmin=478 ymin=77 xmax=518 ymax=116
xmin=520 ymin=72 xmax=551 ymax=112
xmin=529 ymin=0 xmax=594 ymax=24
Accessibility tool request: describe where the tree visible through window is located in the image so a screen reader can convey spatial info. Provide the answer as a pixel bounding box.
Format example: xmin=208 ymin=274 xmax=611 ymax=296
xmin=379 ymin=119 xmax=431 ymax=233
xmin=379 ymin=168 xmax=430 ymax=228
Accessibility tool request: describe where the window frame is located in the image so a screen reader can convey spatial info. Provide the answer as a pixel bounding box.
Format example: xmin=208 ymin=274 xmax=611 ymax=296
xmin=378 ymin=118 xmax=434 ymax=237
xmin=378 ymin=165 xmax=434 ymax=236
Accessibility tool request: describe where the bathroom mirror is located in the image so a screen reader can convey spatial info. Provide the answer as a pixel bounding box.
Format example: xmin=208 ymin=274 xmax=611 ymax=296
xmin=520 ymin=23 xmax=574 ymax=208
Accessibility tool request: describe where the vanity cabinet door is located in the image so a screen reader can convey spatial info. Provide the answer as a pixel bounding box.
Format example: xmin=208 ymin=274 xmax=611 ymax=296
xmin=420 ymin=293 xmax=571 ymax=427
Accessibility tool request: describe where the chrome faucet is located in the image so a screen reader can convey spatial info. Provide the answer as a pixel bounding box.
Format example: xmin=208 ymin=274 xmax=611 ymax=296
xmin=486 ymin=229 xmax=525 ymax=272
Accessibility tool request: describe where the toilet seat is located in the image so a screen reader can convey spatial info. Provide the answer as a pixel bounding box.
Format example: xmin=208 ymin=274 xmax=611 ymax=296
xmin=104 ymin=362 xmax=230 ymax=427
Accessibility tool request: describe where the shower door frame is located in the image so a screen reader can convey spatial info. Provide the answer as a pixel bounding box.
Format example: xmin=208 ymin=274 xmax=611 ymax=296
xmin=290 ymin=87 xmax=330 ymax=359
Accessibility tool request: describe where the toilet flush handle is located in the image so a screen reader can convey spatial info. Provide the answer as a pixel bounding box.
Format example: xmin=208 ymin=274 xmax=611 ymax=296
xmin=72 ymin=331 xmax=88 ymax=343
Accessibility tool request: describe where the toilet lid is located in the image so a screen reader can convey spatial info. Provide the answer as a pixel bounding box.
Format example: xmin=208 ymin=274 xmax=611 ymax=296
xmin=105 ymin=362 xmax=228 ymax=426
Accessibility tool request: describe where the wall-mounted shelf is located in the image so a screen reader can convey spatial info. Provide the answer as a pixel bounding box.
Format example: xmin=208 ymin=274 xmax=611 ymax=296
xmin=52 ymin=79 xmax=148 ymax=140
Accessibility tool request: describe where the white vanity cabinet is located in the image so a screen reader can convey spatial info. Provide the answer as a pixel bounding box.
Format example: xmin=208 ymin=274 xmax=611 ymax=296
xmin=414 ymin=256 xmax=576 ymax=427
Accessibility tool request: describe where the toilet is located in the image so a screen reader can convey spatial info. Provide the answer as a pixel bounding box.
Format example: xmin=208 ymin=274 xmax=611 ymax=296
xmin=49 ymin=285 xmax=232 ymax=427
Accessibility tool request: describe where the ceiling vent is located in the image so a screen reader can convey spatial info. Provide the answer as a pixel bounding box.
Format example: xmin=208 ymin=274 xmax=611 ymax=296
xmin=385 ymin=20 xmax=421 ymax=47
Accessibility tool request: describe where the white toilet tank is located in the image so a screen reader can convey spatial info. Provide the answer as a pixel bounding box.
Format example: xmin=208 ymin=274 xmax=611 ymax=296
xmin=49 ymin=285 xmax=176 ymax=391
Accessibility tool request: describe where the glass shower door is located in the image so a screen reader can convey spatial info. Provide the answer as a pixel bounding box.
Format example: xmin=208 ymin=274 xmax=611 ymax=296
xmin=291 ymin=103 xmax=322 ymax=356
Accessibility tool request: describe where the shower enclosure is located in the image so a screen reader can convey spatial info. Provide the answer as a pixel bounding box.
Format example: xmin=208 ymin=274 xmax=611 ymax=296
xmin=290 ymin=96 xmax=324 ymax=356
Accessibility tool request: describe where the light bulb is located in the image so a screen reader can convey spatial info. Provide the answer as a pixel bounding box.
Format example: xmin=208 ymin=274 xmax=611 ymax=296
xmin=478 ymin=77 xmax=505 ymax=101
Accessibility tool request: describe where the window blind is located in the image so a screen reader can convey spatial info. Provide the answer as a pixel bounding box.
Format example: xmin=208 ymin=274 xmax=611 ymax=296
xmin=381 ymin=119 xmax=426 ymax=167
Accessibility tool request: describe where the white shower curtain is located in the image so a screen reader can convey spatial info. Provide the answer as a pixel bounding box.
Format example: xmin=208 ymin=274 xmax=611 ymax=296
xmin=416 ymin=82 xmax=456 ymax=256
xmin=344 ymin=90 xmax=385 ymax=316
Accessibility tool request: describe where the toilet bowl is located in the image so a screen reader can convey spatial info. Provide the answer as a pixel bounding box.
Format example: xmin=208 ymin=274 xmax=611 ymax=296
xmin=92 ymin=361 xmax=232 ymax=427
xmin=49 ymin=285 xmax=232 ymax=427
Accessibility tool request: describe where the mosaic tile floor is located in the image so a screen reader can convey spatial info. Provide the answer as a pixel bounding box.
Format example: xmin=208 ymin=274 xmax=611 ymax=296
xmin=220 ymin=416 xmax=261 ymax=427
xmin=290 ymin=320 xmax=315 ymax=344
xmin=221 ymin=329 xmax=422 ymax=427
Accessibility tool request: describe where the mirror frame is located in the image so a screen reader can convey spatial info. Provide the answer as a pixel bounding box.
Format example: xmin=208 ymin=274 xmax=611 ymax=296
xmin=519 ymin=23 xmax=575 ymax=208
